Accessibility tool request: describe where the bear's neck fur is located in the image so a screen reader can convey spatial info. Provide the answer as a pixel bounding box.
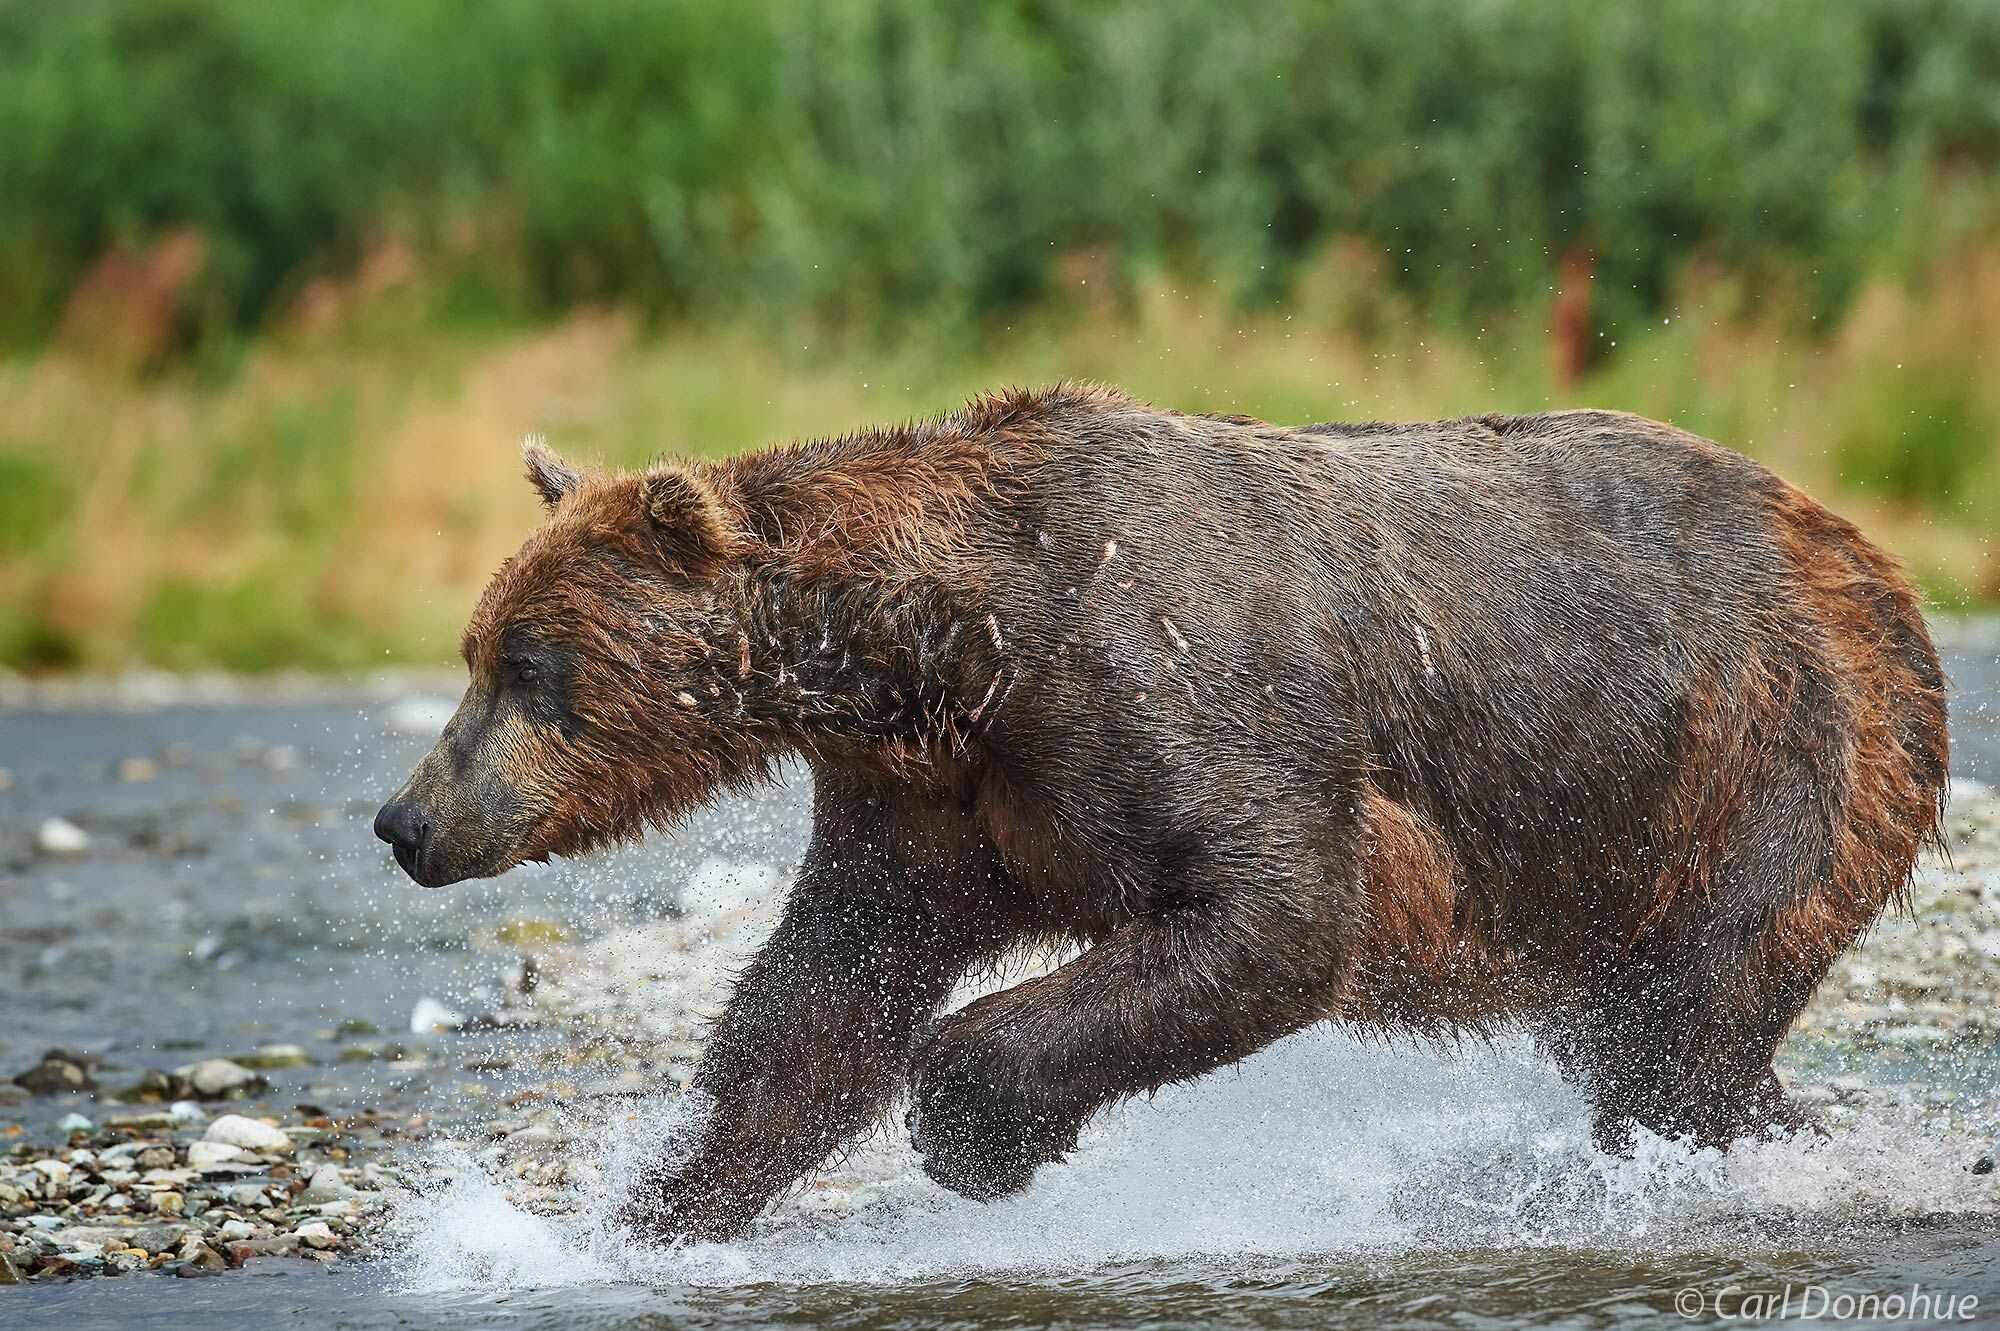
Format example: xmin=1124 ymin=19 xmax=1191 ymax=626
xmin=695 ymin=563 xmax=994 ymax=768
xmin=676 ymin=402 xmax=1046 ymax=770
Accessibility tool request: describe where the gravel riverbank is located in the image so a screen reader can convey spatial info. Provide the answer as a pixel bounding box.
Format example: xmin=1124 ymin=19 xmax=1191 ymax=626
xmin=6 ymin=779 xmax=1997 ymax=1283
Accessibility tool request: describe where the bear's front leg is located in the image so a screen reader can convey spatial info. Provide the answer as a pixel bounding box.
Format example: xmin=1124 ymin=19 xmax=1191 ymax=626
xmin=619 ymin=782 xmax=1001 ymax=1242
xmin=904 ymin=1004 xmax=1094 ymax=1199
xmin=907 ymin=874 xmax=1350 ymax=1199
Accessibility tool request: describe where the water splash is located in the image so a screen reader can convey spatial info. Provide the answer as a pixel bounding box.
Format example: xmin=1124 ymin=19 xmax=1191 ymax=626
xmin=386 ymin=1025 xmax=1994 ymax=1293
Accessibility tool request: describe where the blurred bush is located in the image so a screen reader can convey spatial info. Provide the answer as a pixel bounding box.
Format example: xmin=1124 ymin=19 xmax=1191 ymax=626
xmin=3 ymin=0 xmax=1997 ymax=353
xmin=3 ymin=0 xmax=1998 ymax=671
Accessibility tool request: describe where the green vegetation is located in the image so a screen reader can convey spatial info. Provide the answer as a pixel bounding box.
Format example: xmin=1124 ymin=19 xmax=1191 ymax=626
xmin=2 ymin=260 xmax=1995 ymax=672
xmin=3 ymin=0 xmax=1998 ymax=349
xmin=0 ymin=1 xmax=1996 ymax=670
xmin=1837 ymin=366 xmax=1993 ymax=513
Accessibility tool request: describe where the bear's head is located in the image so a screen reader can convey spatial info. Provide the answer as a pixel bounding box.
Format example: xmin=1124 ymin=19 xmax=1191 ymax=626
xmin=375 ymin=440 xmax=772 ymax=886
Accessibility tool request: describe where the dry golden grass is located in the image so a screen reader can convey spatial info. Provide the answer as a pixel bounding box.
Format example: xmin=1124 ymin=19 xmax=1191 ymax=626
xmin=1 ymin=255 xmax=1995 ymax=671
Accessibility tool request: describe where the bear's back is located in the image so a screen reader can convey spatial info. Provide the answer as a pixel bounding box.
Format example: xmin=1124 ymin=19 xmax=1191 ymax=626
xmin=956 ymin=393 xmax=1885 ymax=908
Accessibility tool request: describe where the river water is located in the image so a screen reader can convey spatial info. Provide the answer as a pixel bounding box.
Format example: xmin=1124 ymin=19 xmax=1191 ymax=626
xmin=2 ymin=627 xmax=1997 ymax=1329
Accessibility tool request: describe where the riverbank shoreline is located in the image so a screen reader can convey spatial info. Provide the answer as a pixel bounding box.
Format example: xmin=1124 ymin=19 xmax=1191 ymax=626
xmin=5 ymin=778 xmax=1997 ymax=1285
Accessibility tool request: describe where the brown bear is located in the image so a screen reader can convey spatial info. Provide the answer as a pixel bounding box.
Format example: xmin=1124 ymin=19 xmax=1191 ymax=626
xmin=376 ymin=384 xmax=1948 ymax=1242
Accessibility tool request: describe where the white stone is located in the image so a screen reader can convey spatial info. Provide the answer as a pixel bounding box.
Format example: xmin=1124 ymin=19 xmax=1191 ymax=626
xmin=203 ymin=1114 xmax=291 ymax=1153
xmin=174 ymin=1058 xmax=260 ymax=1096
xmin=295 ymin=1166 xmax=350 ymax=1205
xmin=185 ymin=1141 xmax=244 ymax=1169
xmin=35 ymin=817 xmax=89 ymax=855
xmin=293 ymin=1221 xmax=338 ymax=1249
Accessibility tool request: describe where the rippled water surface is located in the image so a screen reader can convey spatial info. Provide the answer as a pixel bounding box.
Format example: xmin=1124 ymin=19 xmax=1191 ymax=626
xmin=19 ymin=1231 xmax=2000 ymax=1331
xmin=3 ymin=630 xmax=1998 ymax=1330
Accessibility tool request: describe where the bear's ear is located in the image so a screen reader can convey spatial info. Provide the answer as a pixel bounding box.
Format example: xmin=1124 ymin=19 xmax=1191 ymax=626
xmin=522 ymin=436 xmax=581 ymax=511
xmin=642 ymin=466 xmax=734 ymax=574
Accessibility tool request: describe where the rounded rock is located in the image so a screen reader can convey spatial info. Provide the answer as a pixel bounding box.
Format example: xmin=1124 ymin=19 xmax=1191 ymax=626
xmin=34 ymin=817 xmax=89 ymax=856
xmin=203 ymin=1114 xmax=292 ymax=1153
xmin=175 ymin=1058 xmax=265 ymax=1099
xmin=186 ymin=1141 xmax=245 ymax=1170
xmin=293 ymin=1221 xmax=338 ymax=1250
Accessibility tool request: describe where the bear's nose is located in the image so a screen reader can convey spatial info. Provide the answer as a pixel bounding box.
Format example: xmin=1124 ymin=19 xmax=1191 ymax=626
xmin=374 ymin=799 xmax=431 ymax=876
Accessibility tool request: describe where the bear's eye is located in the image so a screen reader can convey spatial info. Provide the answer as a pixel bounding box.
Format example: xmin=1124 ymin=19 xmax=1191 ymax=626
xmin=503 ymin=656 xmax=540 ymax=686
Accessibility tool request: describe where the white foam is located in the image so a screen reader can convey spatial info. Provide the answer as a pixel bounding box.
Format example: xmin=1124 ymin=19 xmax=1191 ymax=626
xmin=387 ymin=1026 xmax=1996 ymax=1293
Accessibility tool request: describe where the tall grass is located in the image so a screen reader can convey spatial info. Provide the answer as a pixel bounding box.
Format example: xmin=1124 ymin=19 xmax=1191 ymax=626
xmin=2 ymin=0 xmax=1998 ymax=350
xmin=3 ymin=1 xmax=1996 ymax=670
xmin=1 ymin=250 xmax=1996 ymax=673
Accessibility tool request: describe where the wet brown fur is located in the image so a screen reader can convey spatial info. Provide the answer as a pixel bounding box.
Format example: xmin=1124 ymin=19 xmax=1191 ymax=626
xmin=382 ymin=384 xmax=1948 ymax=1238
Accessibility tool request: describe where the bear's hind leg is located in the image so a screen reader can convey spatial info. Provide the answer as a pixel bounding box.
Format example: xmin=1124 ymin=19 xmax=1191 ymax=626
xmin=1552 ymin=930 xmax=1833 ymax=1156
xmin=1559 ymin=720 xmax=1926 ymax=1153
xmin=1557 ymin=626 xmax=1943 ymax=1155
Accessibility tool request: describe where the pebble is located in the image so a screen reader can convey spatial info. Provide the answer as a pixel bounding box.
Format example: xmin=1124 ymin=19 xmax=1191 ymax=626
xmin=54 ymin=1112 xmax=94 ymax=1134
xmin=34 ymin=816 xmax=90 ymax=855
xmin=292 ymin=1222 xmax=338 ymax=1250
xmin=295 ymin=1166 xmax=351 ymax=1206
xmin=174 ymin=1058 xmax=265 ymax=1098
xmin=12 ymin=1050 xmax=96 ymax=1096
xmin=203 ymin=1114 xmax=292 ymax=1153
xmin=233 ymin=1043 xmax=313 ymax=1070
xmin=178 ymin=1240 xmax=226 ymax=1272
xmin=185 ymin=1141 xmax=245 ymax=1169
